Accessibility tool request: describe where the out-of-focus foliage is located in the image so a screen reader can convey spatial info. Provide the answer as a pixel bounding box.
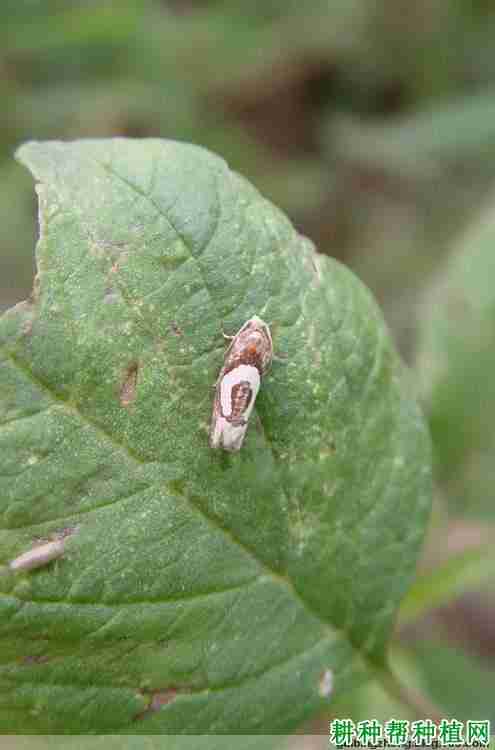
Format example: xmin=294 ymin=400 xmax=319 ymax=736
xmin=418 ymin=203 xmax=495 ymax=520
xmin=331 ymin=640 xmax=495 ymax=724
xmin=4 ymin=0 xmax=495 ymax=330
xmin=2 ymin=0 xmax=495 ymax=734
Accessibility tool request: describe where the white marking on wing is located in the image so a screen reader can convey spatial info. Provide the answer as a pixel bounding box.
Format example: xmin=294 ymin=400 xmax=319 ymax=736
xmin=220 ymin=364 xmax=260 ymax=417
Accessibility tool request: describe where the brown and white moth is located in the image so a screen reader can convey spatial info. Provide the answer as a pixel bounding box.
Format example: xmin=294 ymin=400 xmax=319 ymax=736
xmin=210 ymin=316 xmax=273 ymax=452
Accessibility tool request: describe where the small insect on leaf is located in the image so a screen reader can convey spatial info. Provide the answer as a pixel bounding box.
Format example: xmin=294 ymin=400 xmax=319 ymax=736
xmin=9 ymin=539 xmax=65 ymax=572
xmin=210 ymin=316 xmax=273 ymax=452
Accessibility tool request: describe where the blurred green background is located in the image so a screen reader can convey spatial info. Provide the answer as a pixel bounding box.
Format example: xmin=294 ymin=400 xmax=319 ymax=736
xmin=1 ymin=0 xmax=494 ymax=732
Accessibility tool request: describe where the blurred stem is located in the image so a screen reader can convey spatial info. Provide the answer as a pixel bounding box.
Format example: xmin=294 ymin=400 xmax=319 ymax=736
xmin=377 ymin=665 xmax=444 ymax=723
xmin=398 ymin=542 xmax=495 ymax=627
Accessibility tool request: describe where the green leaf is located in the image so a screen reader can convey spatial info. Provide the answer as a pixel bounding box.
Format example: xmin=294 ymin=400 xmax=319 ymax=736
xmin=330 ymin=91 xmax=495 ymax=177
xmin=329 ymin=647 xmax=420 ymax=722
xmin=0 ymin=161 xmax=36 ymax=310
xmin=0 ymin=139 xmax=431 ymax=733
xmin=406 ymin=640 xmax=495 ymax=722
xmin=417 ymin=204 xmax=495 ymax=519
xmin=399 ymin=544 xmax=495 ymax=626
xmin=334 ymin=638 xmax=495 ymax=724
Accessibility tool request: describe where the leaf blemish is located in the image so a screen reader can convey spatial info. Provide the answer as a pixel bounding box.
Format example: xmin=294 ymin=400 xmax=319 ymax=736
xmin=318 ymin=441 xmax=337 ymax=461
xmin=318 ymin=668 xmax=333 ymax=698
xmin=59 ymin=525 xmax=79 ymax=539
xmin=171 ymin=321 xmax=183 ymax=336
xmin=30 ymin=273 xmax=41 ymax=303
xmin=120 ymin=362 xmax=139 ymax=407
xmin=310 ymin=254 xmax=323 ymax=283
xmin=135 ymin=688 xmax=179 ymax=720
xmin=21 ymin=319 xmax=33 ymax=336
xmin=104 ymin=287 xmax=120 ymax=304
xmin=22 ymin=654 xmax=51 ymax=665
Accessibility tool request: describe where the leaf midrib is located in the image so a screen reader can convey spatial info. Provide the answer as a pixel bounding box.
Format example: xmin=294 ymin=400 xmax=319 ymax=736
xmin=3 ymin=150 xmax=385 ymax=684
xmin=1 ymin=345 xmax=358 ymax=661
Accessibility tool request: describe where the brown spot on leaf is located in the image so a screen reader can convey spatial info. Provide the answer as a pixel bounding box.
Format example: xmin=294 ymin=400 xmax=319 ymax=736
xmin=149 ymin=689 xmax=178 ymax=709
xmin=21 ymin=317 xmax=33 ymax=336
xmin=171 ymin=321 xmax=183 ymax=336
xmin=120 ymin=362 xmax=139 ymax=407
xmin=135 ymin=688 xmax=179 ymax=721
xmin=57 ymin=525 xmax=78 ymax=539
xmin=319 ymin=441 xmax=337 ymax=462
xmin=30 ymin=274 xmax=41 ymax=303
xmin=22 ymin=654 xmax=50 ymax=665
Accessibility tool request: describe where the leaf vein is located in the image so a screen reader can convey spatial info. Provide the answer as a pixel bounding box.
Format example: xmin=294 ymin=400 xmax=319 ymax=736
xmin=97 ymin=159 xmax=223 ymax=326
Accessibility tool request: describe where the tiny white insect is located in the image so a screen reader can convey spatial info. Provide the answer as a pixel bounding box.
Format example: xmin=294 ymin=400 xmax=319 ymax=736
xmin=9 ymin=539 xmax=65 ymax=572
xmin=210 ymin=316 xmax=273 ymax=452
